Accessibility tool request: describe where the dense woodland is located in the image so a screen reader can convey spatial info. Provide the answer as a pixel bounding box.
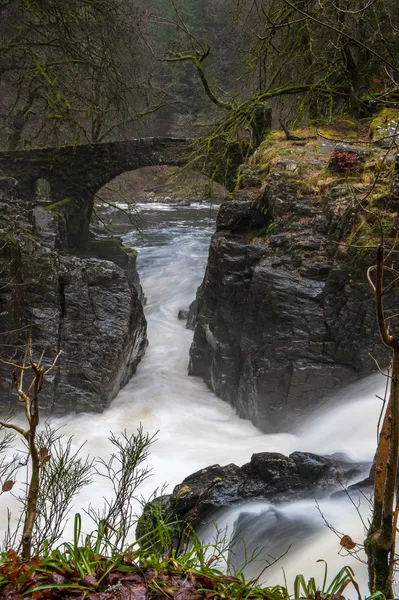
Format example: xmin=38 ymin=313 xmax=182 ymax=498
xmin=1 ymin=0 xmax=399 ymax=150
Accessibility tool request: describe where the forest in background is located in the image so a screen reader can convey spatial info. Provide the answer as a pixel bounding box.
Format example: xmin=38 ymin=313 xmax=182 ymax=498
xmin=1 ymin=0 xmax=399 ymax=151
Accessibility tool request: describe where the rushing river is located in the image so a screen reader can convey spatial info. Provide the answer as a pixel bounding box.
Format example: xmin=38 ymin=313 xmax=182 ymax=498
xmin=0 ymin=202 xmax=389 ymax=592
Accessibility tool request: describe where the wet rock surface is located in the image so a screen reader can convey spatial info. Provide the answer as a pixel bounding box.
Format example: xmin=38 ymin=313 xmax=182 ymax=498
xmin=0 ymin=179 xmax=147 ymax=414
xmin=188 ymin=150 xmax=399 ymax=431
xmin=141 ymin=451 xmax=369 ymax=529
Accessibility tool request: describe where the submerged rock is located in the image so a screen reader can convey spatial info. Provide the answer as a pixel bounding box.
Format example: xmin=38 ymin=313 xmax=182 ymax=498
xmin=0 ymin=179 xmax=147 ymax=414
xmin=178 ymin=309 xmax=189 ymax=321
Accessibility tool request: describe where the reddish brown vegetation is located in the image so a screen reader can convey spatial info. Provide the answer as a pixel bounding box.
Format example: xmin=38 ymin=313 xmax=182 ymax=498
xmin=0 ymin=551 xmax=277 ymax=600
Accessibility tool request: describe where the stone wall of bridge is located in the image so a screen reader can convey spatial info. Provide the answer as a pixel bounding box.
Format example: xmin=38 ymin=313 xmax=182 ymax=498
xmin=0 ymin=138 xmax=189 ymax=248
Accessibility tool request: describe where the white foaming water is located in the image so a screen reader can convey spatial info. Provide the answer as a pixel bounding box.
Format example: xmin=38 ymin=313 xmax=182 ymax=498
xmin=0 ymin=203 xmax=387 ymax=591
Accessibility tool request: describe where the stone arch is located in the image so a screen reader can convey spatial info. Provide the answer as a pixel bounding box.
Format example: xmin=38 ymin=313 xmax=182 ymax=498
xmin=0 ymin=137 xmax=190 ymax=250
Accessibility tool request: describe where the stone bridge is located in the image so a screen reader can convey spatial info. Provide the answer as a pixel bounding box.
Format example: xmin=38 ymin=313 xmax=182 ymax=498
xmin=0 ymin=137 xmax=190 ymax=248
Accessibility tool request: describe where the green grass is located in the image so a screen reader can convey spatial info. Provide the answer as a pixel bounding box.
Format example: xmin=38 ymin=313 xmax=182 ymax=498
xmin=0 ymin=512 xmax=388 ymax=600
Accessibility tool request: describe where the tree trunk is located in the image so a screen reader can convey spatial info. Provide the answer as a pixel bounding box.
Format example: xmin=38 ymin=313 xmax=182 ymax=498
xmin=21 ymin=427 xmax=40 ymax=559
xmin=365 ymin=347 xmax=399 ymax=598
xmin=21 ymin=371 xmax=42 ymax=560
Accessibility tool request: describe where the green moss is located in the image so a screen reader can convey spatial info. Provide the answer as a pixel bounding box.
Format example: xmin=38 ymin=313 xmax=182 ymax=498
xmin=45 ymin=197 xmax=72 ymax=221
xmin=122 ymin=245 xmax=138 ymax=258
xmin=245 ymin=224 xmax=269 ymax=243
xmin=263 ymin=130 xmax=286 ymax=145
xmin=245 ymin=221 xmax=276 ymax=244
xmin=0 ymin=231 xmax=19 ymax=248
xmin=80 ymin=237 xmax=124 ymax=259
xmin=345 ymin=204 xmax=398 ymax=275
xmin=79 ymin=238 xmax=138 ymax=270
xmin=45 ymin=197 xmax=72 ymax=211
xmin=310 ymin=115 xmax=361 ymax=139
xmin=370 ymin=108 xmax=399 ymax=138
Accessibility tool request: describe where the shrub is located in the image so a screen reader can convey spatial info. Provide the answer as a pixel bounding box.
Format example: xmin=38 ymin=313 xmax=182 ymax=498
xmin=328 ymin=150 xmax=360 ymax=174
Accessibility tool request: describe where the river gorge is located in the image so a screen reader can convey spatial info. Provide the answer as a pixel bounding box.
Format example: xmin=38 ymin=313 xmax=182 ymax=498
xmin=0 ymin=200 xmax=386 ymax=593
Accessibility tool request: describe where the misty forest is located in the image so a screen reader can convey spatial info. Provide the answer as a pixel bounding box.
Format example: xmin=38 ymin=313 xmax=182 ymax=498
xmin=1 ymin=0 xmax=399 ymax=598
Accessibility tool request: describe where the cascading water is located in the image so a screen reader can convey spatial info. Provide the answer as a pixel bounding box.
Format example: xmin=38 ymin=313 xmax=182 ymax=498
xmin=0 ymin=202 xmax=388 ymax=592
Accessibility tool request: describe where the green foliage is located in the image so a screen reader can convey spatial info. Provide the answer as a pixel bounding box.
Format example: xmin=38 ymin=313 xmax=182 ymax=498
xmin=292 ymin=562 xmax=364 ymax=600
xmin=32 ymin=427 xmax=94 ymax=554
xmin=86 ymin=427 xmax=156 ymax=552
xmin=0 ymin=525 xmax=388 ymax=600
xmin=245 ymin=225 xmax=269 ymax=244
xmin=189 ymin=99 xmax=272 ymax=188
xmin=245 ymin=221 xmax=276 ymax=244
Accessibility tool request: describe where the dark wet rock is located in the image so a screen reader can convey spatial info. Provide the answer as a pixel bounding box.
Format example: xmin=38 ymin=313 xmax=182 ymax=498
xmin=79 ymin=237 xmax=144 ymax=302
xmin=186 ymin=294 xmax=200 ymax=330
xmin=227 ymin=503 xmax=321 ymax=576
xmin=188 ymin=158 xmax=399 ymax=431
xmin=0 ymin=179 xmax=147 ymax=414
xmin=140 ymin=451 xmax=369 ymax=530
xmin=334 ymin=143 xmax=371 ymax=158
xmin=178 ymin=309 xmax=189 ymax=321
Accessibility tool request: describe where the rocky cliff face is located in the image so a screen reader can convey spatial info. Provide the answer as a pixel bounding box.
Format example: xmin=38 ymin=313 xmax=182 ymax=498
xmin=188 ymin=141 xmax=398 ymax=431
xmin=0 ymin=178 xmax=147 ymax=414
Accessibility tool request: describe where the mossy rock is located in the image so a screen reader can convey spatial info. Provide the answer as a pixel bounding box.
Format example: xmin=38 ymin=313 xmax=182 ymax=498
xmin=121 ymin=245 xmax=138 ymax=259
xmin=78 ymin=237 xmax=137 ymax=273
xmin=369 ymin=108 xmax=399 ymax=142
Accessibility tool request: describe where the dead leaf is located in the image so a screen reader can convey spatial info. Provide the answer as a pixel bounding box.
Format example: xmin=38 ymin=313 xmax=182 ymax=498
xmin=48 ymin=571 xmax=66 ymax=585
xmin=120 ymin=584 xmax=148 ymax=600
xmin=32 ymin=590 xmax=47 ymax=599
xmin=220 ymin=575 xmax=241 ymax=584
xmin=30 ymin=556 xmax=41 ymax=569
xmin=206 ymin=555 xmax=218 ymax=568
xmin=6 ymin=549 xmax=18 ymax=561
xmin=39 ymin=448 xmax=51 ymax=463
xmin=201 ymin=576 xmax=217 ymax=590
xmin=107 ymin=571 xmax=143 ymax=586
xmin=81 ymin=574 xmax=98 ymax=588
xmin=2 ymin=480 xmax=14 ymax=493
xmin=340 ymin=534 xmax=356 ymax=550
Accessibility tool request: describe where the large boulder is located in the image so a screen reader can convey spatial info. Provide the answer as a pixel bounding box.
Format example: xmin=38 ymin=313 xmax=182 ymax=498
xmin=137 ymin=451 xmax=369 ymax=542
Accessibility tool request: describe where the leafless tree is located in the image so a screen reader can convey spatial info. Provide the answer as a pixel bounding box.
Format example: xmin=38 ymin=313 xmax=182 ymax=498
xmin=0 ymin=339 xmax=60 ymax=558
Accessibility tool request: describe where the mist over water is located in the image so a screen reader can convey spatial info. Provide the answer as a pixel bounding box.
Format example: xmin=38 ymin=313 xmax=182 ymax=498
xmin=0 ymin=202 xmax=387 ymax=591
